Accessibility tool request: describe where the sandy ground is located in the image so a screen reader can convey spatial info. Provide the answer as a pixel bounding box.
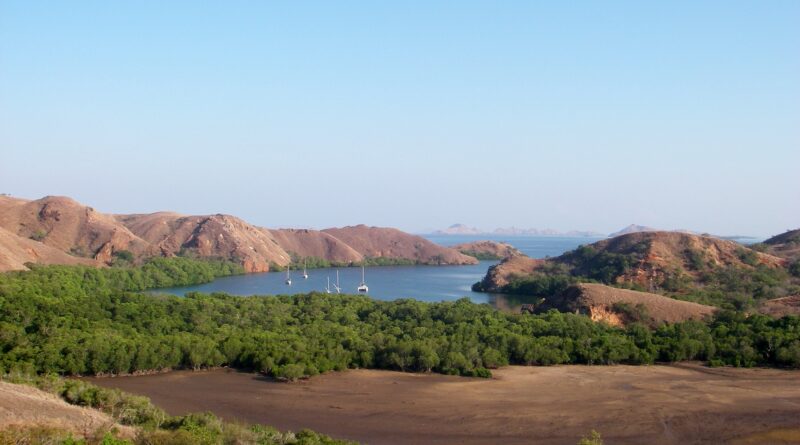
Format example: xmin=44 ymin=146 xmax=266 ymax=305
xmin=86 ymin=365 xmax=800 ymax=445
xmin=0 ymin=381 xmax=132 ymax=437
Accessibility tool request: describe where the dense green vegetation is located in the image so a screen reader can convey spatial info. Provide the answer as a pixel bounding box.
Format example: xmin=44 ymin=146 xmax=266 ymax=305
xmin=10 ymin=257 xmax=243 ymax=292
xmin=789 ymin=260 xmax=800 ymax=278
xmin=1 ymin=262 xmax=799 ymax=383
xmin=0 ymin=372 xmax=353 ymax=445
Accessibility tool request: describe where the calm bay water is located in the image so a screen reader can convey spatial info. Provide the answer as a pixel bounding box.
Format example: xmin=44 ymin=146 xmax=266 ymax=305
xmin=157 ymin=235 xmax=602 ymax=308
xmin=423 ymin=234 xmax=602 ymax=258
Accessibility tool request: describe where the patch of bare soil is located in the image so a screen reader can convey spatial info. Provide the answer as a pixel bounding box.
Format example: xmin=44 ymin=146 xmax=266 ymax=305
xmin=87 ymin=365 xmax=800 ymax=445
xmin=759 ymin=295 xmax=800 ymax=318
xmin=0 ymin=381 xmax=132 ymax=438
xmin=0 ymin=226 xmax=97 ymax=272
xmin=537 ymin=283 xmax=716 ymax=326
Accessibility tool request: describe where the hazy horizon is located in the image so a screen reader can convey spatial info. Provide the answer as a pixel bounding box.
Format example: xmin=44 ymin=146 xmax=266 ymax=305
xmin=2 ymin=2 xmax=798 ymax=238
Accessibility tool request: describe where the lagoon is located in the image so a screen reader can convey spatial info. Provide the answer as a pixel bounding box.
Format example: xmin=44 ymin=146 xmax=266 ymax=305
xmin=156 ymin=235 xmax=602 ymax=308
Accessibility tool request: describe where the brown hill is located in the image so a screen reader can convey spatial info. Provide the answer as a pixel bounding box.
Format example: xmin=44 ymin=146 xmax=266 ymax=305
xmin=452 ymin=240 xmax=522 ymax=260
xmin=563 ymin=231 xmax=785 ymax=288
xmin=533 ymin=283 xmax=716 ymax=327
xmin=268 ymin=228 xmax=363 ymax=264
xmin=0 ymin=195 xmax=472 ymax=272
xmin=322 ymin=225 xmax=478 ymax=265
xmin=0 ymin=195 xmax=150 ymax=263
xmin=0 ymin=226 xmax=98 ymax=272
xmin=476 ymin=231 xmax=787 ymax=295
xmin=759 ymin=229 xmax=800 ymax=261
xmin=475 ymin=255 xmax=544 ymax=291
xmin=118 ymin=213 xmax=291 ymax=273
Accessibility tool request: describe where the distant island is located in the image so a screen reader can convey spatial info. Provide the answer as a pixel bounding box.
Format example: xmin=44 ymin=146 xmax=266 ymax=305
xmin=432 ymin=223 xmax=603 ymax=237
xmin=434 ymin=223 xmax=759 ymax=241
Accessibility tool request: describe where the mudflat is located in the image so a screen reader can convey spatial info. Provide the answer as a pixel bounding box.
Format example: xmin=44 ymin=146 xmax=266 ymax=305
xmin=87 ymin=365 xmax=800 ymax=445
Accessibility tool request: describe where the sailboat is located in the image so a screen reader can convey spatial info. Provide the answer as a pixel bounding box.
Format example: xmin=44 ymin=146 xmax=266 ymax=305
xmin=357 ymin=264 xmax=368 ymax=293
xmin=285 ymin=265 xmax=292 ymax=286
xmin=302 ymin=260 xmax=308 ymax=280
xmin=325 ymin=276 xmax=331 ymax=294
xmin=333 ymin=270 xmax=341 ymax=294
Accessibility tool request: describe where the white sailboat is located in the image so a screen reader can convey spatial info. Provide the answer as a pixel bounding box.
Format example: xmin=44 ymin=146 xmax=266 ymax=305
xmin=285 ymin=265 xmax=292 ymax=286
xmin=357 ymin=264 xmax=368 ymax=293
xmin=333 ymin=270 xmax=341 ymax=294
xmin=303 ymin=260 xmax=308 ymax=279
xmin=325 ymin=276 xmax=331 ymax=294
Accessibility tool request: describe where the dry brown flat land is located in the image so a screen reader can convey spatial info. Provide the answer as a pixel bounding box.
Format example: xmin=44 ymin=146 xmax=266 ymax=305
xmin=87 ymin=365 xmax=800 ymax=445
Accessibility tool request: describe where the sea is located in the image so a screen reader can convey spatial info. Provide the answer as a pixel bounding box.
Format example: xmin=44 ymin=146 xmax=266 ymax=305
xmin=156 ymin=235 xmax=603 ymax=309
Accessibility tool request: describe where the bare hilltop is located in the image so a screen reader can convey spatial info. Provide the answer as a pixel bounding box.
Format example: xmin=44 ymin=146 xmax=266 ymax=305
xmin=475 ymin=230 xmax=798 ymax=323
xmin=0 ymin=195 xmax=476 ymax=272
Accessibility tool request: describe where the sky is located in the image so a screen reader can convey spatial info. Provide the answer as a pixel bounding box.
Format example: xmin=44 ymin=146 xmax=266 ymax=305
xmin=1 ymin=1 xmax=798 ymax=237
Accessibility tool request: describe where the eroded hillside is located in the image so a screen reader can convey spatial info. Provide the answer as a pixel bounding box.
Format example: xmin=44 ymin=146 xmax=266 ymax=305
xmin=0 ymin=195 xmax=473 ymax=272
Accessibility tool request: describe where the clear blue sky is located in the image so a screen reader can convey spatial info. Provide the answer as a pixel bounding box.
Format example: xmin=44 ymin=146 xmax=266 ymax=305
xmin=1 ymin=1 xmax=798 ymax=237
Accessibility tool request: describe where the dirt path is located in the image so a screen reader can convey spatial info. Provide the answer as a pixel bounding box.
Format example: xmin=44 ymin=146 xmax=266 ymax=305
xmin=87 ymin=365 xmax=800 ymax=445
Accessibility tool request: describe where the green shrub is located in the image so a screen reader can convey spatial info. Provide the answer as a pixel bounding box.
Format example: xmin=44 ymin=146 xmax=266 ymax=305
xmin=577 ymin=430 xmax=603 ymax=445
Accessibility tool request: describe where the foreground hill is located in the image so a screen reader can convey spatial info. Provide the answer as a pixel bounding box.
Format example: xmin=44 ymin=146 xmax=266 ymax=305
xmin=475 ymin=231 xmax=794 ymax=310
xmin=532 ymin=283 xmax=716 ymax=327
xmin=0 ymin=195 xmax=473 ymax=272
xmin=0 ymin=380 xmax=131 ymax=438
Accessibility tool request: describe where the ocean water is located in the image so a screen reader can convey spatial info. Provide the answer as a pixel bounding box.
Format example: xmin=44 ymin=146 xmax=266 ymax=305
xmin=156 ymin=235 xmax=602 ymax=308
xmin=423 ymin=234 xmax=603 ymax=259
